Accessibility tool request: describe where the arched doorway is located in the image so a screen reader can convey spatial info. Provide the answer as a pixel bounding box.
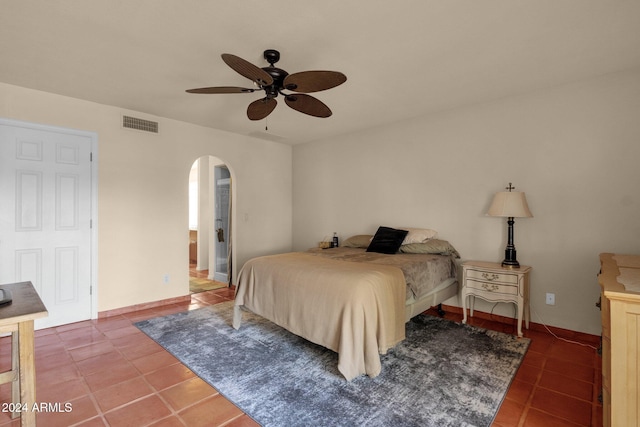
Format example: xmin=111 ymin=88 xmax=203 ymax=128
xmin=188 ymin=155 xmax=232 ymax=293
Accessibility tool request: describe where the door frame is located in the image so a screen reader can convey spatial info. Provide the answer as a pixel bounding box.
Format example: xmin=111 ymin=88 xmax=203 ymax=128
xmin=213 ymin=164 xmax=230 ymax=283
xmin=0 ymin=117 xmax=99 ymax=321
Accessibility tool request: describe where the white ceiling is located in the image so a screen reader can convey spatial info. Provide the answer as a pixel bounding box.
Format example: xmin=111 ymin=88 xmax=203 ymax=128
xmin=2 ymin=1 xmax=640 ymax=145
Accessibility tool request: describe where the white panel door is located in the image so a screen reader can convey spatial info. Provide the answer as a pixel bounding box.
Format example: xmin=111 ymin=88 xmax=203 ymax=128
xmin=0 ymin=120 xmax=94 ymax=329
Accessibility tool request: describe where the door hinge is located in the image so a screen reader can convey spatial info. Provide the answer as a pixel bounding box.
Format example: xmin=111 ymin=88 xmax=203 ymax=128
xmin=90 ymin=152 xmax=93 ymax=161
xmin=90 ymin=219 xmax=93 ymax=229
xmin=89 ymin=285 xmax=92 ymax=296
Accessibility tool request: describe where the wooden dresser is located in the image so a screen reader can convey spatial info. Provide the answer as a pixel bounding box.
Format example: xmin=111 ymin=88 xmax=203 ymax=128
xmin=598 ymin=253 xmax=640 ymax=427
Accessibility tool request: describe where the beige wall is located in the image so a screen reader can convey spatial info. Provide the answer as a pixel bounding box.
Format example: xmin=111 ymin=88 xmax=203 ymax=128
xmin=0 ymin=82 xmax=293 ymax=312
xmin=292 ymin=69 xmax=640 ymax=335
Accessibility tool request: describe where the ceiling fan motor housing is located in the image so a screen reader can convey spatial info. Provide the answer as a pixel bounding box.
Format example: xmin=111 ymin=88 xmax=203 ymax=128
xmin=261 ymin=66 xmax=289 ymax=98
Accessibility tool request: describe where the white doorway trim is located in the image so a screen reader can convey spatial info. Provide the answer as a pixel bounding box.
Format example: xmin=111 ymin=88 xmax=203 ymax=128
xmin=189 ymin=155 xmax=235 ymax=287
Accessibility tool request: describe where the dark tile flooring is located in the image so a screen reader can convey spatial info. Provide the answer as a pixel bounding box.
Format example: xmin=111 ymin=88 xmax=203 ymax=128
xmin=0 ymin=288 xmax=601 ymax=426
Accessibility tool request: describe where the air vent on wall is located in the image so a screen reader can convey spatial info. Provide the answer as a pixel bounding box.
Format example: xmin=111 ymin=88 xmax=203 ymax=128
xmin=122 ymin=115 xmax=159 ymax=133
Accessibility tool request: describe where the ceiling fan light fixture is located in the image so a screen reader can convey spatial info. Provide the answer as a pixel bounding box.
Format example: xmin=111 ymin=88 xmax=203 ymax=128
xmin=186 ymin=49 xmax=346 ymax=120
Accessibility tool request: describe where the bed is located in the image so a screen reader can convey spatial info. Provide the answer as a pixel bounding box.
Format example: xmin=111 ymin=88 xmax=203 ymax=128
xmin=233 ymin=228 xmax=460 ymax=380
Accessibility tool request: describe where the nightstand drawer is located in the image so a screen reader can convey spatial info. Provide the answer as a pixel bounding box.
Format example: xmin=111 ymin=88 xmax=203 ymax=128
xmin=465 ymin=268 xmax=519 ymax=285
xmin=465 ymin=279 xmax=519 ymax=296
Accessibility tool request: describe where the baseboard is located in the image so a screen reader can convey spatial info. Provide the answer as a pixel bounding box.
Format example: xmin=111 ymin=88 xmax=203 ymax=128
xmin=439 ymin=304 xmax=600 ymax=346
xmin=98 ymin=294 xmax=191 ymax=319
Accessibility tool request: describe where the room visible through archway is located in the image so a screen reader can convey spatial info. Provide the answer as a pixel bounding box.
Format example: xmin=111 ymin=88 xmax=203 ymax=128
xmin=188 ymin=155 xmax=231 ymax=293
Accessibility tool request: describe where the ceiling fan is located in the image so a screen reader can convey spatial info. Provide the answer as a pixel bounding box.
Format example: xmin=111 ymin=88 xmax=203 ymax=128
xmin=186 ymin=49 xmax=347 ymax=120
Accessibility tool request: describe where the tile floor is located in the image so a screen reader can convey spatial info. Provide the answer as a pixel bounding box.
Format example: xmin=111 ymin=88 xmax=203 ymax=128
xmin=188 ymin=265 xmax=227 ymax=294
xmin=0 ymin=289 xmax=602 ymax=426
xmin=425 ymin=307 xmax=603 ymax=427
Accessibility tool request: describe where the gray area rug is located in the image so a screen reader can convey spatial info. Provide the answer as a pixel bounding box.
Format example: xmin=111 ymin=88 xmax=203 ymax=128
xmin=136 ymin=301 xmax=529 ymax=427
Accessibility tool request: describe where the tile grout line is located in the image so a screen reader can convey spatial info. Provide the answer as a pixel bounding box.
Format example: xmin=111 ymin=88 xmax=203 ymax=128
xmin=517 ymin=355 xmax=546 ymax=427
xmin=64 ymin=294 xmax=218 ymax=426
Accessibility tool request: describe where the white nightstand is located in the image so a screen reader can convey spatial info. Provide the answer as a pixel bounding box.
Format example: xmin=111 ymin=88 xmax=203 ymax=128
xmin=461 ymin=261 xmax=531 ymax=337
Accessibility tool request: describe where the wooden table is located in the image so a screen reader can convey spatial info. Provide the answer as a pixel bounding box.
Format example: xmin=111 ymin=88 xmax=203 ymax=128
xmin=0 ymin=282 xmax=48 ymax=426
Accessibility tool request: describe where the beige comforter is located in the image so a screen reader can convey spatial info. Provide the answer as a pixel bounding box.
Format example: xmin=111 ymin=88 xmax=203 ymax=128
xmin=233 ymin=252 xmax=406 ymax=380
xmin=306 ymin=247 xmax=457 ymax=300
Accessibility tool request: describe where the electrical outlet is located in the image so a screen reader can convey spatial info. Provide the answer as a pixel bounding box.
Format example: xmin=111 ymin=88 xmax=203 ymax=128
xmin=546 ymin=292 xmax=555 ymax=305
xmin=163 ymin=274 xmax=170 ymax=284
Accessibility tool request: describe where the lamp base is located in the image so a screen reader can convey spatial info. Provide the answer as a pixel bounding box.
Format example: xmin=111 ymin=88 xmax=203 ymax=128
xmin=501 ymin=247 xmax=520 ymax=269
xmin=501 ymin=259 xmax=520 ymax=269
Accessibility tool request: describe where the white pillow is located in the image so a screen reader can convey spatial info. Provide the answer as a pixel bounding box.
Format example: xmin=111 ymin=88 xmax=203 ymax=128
xmin=401 ymin=228 xmax=438 ymax=245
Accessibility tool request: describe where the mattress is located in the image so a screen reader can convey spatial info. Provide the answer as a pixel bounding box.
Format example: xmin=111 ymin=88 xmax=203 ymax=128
xmin=233 ymin=248 xmax=458 ymax=380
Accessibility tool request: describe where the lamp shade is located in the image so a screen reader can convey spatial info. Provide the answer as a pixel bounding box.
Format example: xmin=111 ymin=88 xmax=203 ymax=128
xmin=487 ymin=191 xmax=533 ymax=218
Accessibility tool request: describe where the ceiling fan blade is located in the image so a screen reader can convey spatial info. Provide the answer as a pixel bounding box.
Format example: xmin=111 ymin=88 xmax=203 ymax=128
xmin=283 ymin=71 xmax=347 ymax=93
xmin=221 ymin=53 xmax=273 ymax=86
xmin=186 ymin=86 xmax=256 ymax=94
xmin=247 ymin=98 xmax=277 ymax=121
xmin=284 ymin=94 xmax=332 ymax=118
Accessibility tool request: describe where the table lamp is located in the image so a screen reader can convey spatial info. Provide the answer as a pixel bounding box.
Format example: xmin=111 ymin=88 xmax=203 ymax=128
xmin=487 ymin=183 xmax=533 ymax=268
